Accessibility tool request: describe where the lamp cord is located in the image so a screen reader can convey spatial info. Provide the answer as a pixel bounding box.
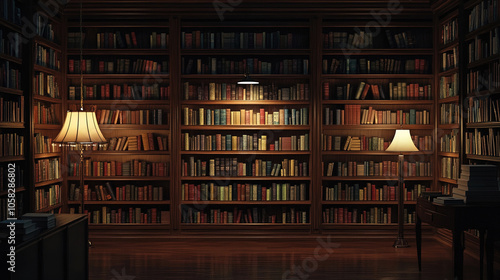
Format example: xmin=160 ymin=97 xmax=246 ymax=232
xmin=79 ymin=0 xmax=83 ymax=111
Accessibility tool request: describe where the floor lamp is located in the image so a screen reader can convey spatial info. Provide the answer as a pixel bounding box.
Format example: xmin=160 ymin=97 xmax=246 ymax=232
xmin=386 ymin=129 xmax=418 ymax=248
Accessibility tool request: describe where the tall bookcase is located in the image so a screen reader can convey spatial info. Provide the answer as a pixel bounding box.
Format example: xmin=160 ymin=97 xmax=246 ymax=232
xmin=28 ymin=5 xmax=64 ymax=214
xmin=64 ymin=20 xmax=172 ymax=233
xmin=319 ymin=19 xmax=435 ymax=232
xmin=178 ymin=19 xmax=313 ymax=233
xmin=0 ymin=0 xmax=26 ymax=220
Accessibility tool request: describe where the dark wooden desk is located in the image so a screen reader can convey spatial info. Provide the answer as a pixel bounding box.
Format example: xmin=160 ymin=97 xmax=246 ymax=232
xmin=416 ymin=197 xmax=500 ymax=280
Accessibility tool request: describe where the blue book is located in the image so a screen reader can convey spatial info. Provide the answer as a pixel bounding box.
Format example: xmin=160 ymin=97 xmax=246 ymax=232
xmin=214 ymin=109 xmax=220 ymax=125
xmin=226 ymin=134 xmax=231 ymax=151
xmin=284 ymin=109 xmax=289 ymax=125
xmin=206 ymin=108 xmax=211 ymax=125
xmin=221 ymin=109 xmax=226 ymax=125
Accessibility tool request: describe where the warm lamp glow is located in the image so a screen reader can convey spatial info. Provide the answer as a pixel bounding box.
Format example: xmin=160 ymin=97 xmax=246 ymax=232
xmin=53 ymin=111 xmax=106 ymax=144
xmin=237 ymin=73 xmax=259 ymax=85
xmin=386 ymin=129 xmax=418 ymax=152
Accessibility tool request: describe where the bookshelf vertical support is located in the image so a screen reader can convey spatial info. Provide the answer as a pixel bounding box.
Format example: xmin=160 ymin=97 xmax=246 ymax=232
xmin=394 ymin=153 xmax=409 ymax=248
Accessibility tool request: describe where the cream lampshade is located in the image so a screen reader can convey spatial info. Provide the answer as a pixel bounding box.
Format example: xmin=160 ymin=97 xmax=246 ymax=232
xmin=53 ymin=111 xmax=106 ymax=144
xmin=386 ymin=129 xmax=418 ymax=152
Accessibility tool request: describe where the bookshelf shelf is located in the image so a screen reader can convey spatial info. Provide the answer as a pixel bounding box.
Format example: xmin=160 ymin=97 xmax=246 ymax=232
xmin=35 ymin=203 xmax=63 ymax=213
xmin=0 ymin=187 xmax=26 ymax=197
xmin=0 ymin=18 xmax=21 ymax=33
xmin=181 ymin=74 xmax=309 ymax=80
xmin=465 ymin=155 xmax=500 ymax=162
xmin=181 ymin=100 xmax=310 ymax=105
xmin=33 ymin=95 xmax=63 ymax=103
xmin=322 ymin=124 xmax=433 ymax=130
xmin=465 ymin=21 xmax=500 ymax=41
xmin=181 ymin=201 xmax=311 ymax=205
xmin=180 ymin=151 xmax=310 ymax=155
xmin=321 ymin=151 xmax=433 ymax=156
xmin=67 ymin=100 xmax=170 ymax=105
xmin=181 ymin=49 xmax=311 ymax=55
xmin=0 ymin=53 xmax=22 ymax=65
xmin=438 ymin=152 xmax=459 ymax=158
xmin=0 ymin=86 xmax=23 ymax=96
xmin=466 ymin=88 xmax=500 ymax=98
xmin=322 ymin=201 xmax=417 ymax=205
xmin=467 ymin=53 xmax=500 ymax=69
xmin=68 ymin=200 xmax=171 ymax=205
xmin=34 ymin=36 xmax=62 ymax=52
xmin=322 ymin=176 xmax=434 ymax=181
xmin=67 ymin=176 xmax=171 ymax=181
xmin=77 ymin=150 xmax=170 ymax=155
xmin=321 ymin=100 xmax=433 ymax=105
xmin=98 ymin=124 xmax=169 ymax=130
xmin=438 ymin=177 xmax=458 ymax=184
xmin=88 ymin=224 xmax=170 ymax=228
xmin=34 ymin=124 xmax=61 ymax=130
xmin=33 ymin=64 xmax=61 ymax=76
xmin=67 ymin=49 xmax=169 ymax=55
xmin=438 ymin=95 xmax=459 ymax=104
xmin=180 ymin=125 xmax=310 ymax=130
xmin=34 ymin=178 xmax=63 ymax=188
xmin=180 ymin=224 xmax=311 ymax=228
xmin=322 ymin=48 xmax=433 ymax=56
xmin=67 ymin=74 xmax=170 ymax=79
xmin=466 ymin=122 xmax=500 ymax=128
xmin=437 ymin=67 xmax=458 ymax=77
xmin=0 ymin=156 xmax=25 ymax=163
xmin=0 ymin=122 xmax=24 ymax=129
xmin=439 ymin=41 xmax=459 ymax=53
xmin=181 ymin=176 xmax=311 ymax=181
xmin=34 ymin=153 xmax=61 ymax=159
xmin=322 ymin=74 xmax=434 ymax=79
xmin=438 ymin=124 xmax=460 ymax=129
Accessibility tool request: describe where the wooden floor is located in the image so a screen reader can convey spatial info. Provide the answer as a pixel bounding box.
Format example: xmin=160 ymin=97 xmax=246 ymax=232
xmin=89 ymin=237 xmax=498 ymax=280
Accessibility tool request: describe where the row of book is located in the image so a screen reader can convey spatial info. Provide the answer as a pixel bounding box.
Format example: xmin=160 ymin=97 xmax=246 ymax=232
xmin=181 ymin=157 xmax=308 ymax=177
xmin=0 ymin=29 xmax=21 ymax=58
xmin=35 ymin=13 xmax=56 ymax=42
xmin=181 ymin=182 xmax=308 ymax=201
xmin=322 ymin=134 xmax=432 ymax=152
xmin=34 ymin=184 xmax=61 ymax=211
xmin=35 ymin=44 xmax=60 ymax=70
xmin=0 ymin=96 xmax=23 ymax=123
xmin=466 ymin=63 xmax=500 ymax=94
xmin=0 ymin=0 xmax=22 ymax=26
xmin=182 ymin=107 xmax=309 ymax=126
xmin=0 ymin=61 xmax=21 ymax=89
xmin=323 ymin=82 xmax=432 ymax=100
xmin=34 ymin=158 xmax=60 ymax=183
xmin=68 ymin=83 xmax=169 ymax=100
xmin=451 ymin=165 xmax=500 ymax=204
xmin=322 ymin=207 xmax=416 ymax=224
xmin=95 ymin=109 xmax=166 ymax=125
xmin=70 ymin=183 xmax=165 ymax=201
xmin=323 ymin=183 xmax=429 ymax=202
xmin=441 ymin=17 xmax=458 ymax=45
xmin=100 ymin=133 xmax=168 ymax=151
xmin=181 ymin=31 xmax=307 ymax=49
xmin=322 ymin=57 xmax=430 ymax=74
xmin=0 ymin=166 xmax=23 ymax=193
xmin=183 ymin=82 xmax=309 ymax=101
xmin=0 ymin=132 xmax=23 ymax=157
xmin=468 ymin=0 xmax=499 ymax=32
xmin=182 ymin=57 xmax=309 ymax=75
xmin=68 ymin=58 xmax=169 ymax=74
xmin=440 ymin=103 xmax=460 ymax=124
xmin=440 ymin=183 xmax=455 ymax=196
xmin=442 ymin=47 xmax=458 ymax=71
xmin=94 ymin=31 xmax=168 ymax=49
xmin=323 ymin=29 xmax=431 ymax=49
xmin=465 ymin=97 xmax=500 ymax=123
xmin=34 ymin=101 xmax=58 ymax=124
xmin=467 ymin=28 xmax=499 ymax=63
xmin=34 ymin=72 xmax=59 ymax=98
xmin=324 ymin=106 xmax=430 ymax=125
xmin=70 ymin=159 xmax=169 ymax=177
xmin=465 ymin=128 xmax=500 ymax=157
xmin=439 ymin=129 xmax=459 ymax=153
xmin=181 ymin=206 xmax=308 ymax=224
xmin=440 ymin=156 xmax=459 ymax=180
xmin=84 ymin=207 xmax=170 ymax=224
xmin=34 ymin=133 xmax=60 ymax=154
xmin=440 ymin=73 xmax=458 ymax=99
xmin=182 ymin=133 xmax=309 ymax=151
xmin=322 ymin=160 xmax=432 ymax=177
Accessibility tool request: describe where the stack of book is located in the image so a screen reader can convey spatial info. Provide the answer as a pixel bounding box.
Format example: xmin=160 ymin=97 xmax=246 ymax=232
xmin=21 ymin=213 xmax=56 ymax=229
xmin=0 ymin=219 xmax=41 ymax=241
xmin=452 ymin=165 xmax=500 ymax=203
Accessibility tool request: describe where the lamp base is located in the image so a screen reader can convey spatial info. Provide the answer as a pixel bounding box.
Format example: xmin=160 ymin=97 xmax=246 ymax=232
xmin=393 ymin=237 xmax=410 ymax=248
